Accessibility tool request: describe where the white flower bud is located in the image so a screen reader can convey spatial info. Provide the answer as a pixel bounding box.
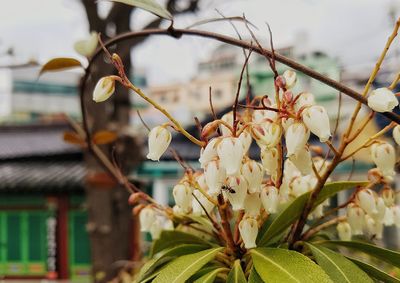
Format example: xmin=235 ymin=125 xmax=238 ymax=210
xmin=346 ymin=203 xmax=365 ymax=235
xmin=139 ymin=207 xmax=156 ymax=232
xmin=253 ymin=109 xmax=277 ymax=123
xmin=93 ymin=76 xmax=116 ymax=103
xmin=337 ymin=221 xmax=352 ymax=241
xmin=285 ymin=122 xmax=310 ymax=157
xmin=393 ymin=206 xmax=400 ymax=228
xmin=382 ymin=187 xmax=395 ymax=207
xmin=367 ymin=87 xmax=399 ymax=113
xmin=365 ymin=215 xmax=383 ymax=239
xmin=239 ymin=217 xmax=258 ymax=249
xmin=261 ymin=147 xmax=279 ymax=179
xmin=204 ymin=159 xmax=226 ymax=195
xmin=173 ymin=205 xmax=184 ymax=215
xmin=239 ymin=130 xmax=252 ymax=153
xmin=357 ymin=189 xmax=378 ymax=216
xmin=260 ymin=185 xmax=279 ymax=214
xmin=199 ymin=138 xmax=219 ymax=168
xmin=283 ymin=159 xmax=301 ymax=181
xmin=309 ymin=204 xmax=324 ymax=220
xmin=224 ymin=176 xmax=247 ymax=211
xmin=241 ymin=160 xmax=264 ymax=193
xmin=251 ymin=122 xmax=281 ymax=148
xmin=195 ymin=173 xmax=208 ymax=191
xmin=371 ymin=142 xmax=396 ymax=177
xmin=150 ymin=217 xmax=163 ymax=239
xmin=244 ymin=193 xmax=262 ymax=217
xmin=74 ymin=31 xmax=98 ymax=57
xmin=313 ymin=157 xmax=331 ymax=176
xmin=383 ymin=207 xmax=394 ymax=226
xmin=220 ymin=112 xmax=234 ymax=136
xmin=289 ymin=147 xmax=313 ymax=176
xmin=290 ymin=176 xmax=312 ymax=197
xmin=146 ymin=126 xmax=172 ymax=161
xmin=373 ymin=197 xmax=386 ymax=222
xmin=302 ymin=105 xmax=331 ymax=142
xmin=217 ymin=137 xmax=244 ymax=175
xmin=192 ymin=190 xmax=215 ymax=216
xmin=283 ymin=70 xmax=297 ymax=89
xmin=173 ymin=183 xmax=193 ymax=214
xmin=393 ymin=125 xmax=400 ymax=145
xmin=294 ymin=92 xmax=315 ymax=112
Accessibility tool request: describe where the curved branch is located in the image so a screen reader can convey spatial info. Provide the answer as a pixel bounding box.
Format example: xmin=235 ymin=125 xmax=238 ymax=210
xmin=84 ymin=27 xmax=400 ymax=124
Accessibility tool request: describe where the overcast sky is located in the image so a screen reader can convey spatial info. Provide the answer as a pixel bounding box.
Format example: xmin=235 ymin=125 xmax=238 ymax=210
xmin=0 ymin=0 xmax=399 ymax=85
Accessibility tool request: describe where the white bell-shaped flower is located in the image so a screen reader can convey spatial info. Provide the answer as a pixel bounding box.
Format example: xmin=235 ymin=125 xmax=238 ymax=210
xmin=309 ymin=204 xmax=324 ymax=220
xmin=357 ymin=189 xmax=378 ymax=216
xmin=251 ymin=122 xmax=281 ymax=148
xmin=367 ymin=87 xmax=399 ymax=113
xmin=220 ymin=111 xmax=234 ymax=136
xmin=383 ymin=207 xmax=394 ymax=226
xmin=373 ymin=197 xmax=387 ymax=222
xmin=283 ymin=159 xmax=301 ymax=181
xmin=74 ymin=31 xmax=98 ymax=57
xmin=239 ymin=217 xmax=258 ymax=249
xmin=204 ymin=159 xmax=226 ymax=195
xmin=261 ymin=148 xmax=279 ymax=179
xmin=239 ymin=130 xmax=252 ymax=153
xmin=283 ymin=70 xmax=297 ymax=89
xmin=224 ymin=176 xmax=247 ymax=211
xmin=289 ymin=147 xmax=313 ymax=176
xmin=150 ymin=217 xmax=163 ymax=239
xmin=302 ymin=105 xmax=331 ymax=142
xmin=337 ymin=221 xmax=352 ymax=241
xmin=139 ymin=206 xmax=156 ymax=232
xmin=217 ymin=137 xmax=244 ymax=175
xmin=346 ymin=203 xmax=365 ymax=235
xmin=371 ymin=142 xmax=396 ymax=177
xmin=282 ymin=118 xmax=294 ymax=132
xmin=241 ymin=160 xmax=264 ymax=193
xmin=365 ymin=215 xmax=383 ymax=239
xmin=147 ymin=126 xmax=172 ymax=161
xmin=192 ymin=190 xmax=215 ymax=216
xmin=285 ymin=122 xmax=310 ymax=157
xmin=382 ymin=187 xmax=395 ymax=207
xmin=93 ymin=76 xmax=116 ymax=103
xmin=290 ymin=176 xmax=312 ymax=197
xmin=173 ymin=183 xmax=193 ymax=214
xmin=172 ymin=205 xmax=185 ymax=215
xmin=393 ymin=125 xmax=400 ymax=145
xmin=195 ymin=173 xmax=208 ymax=191
xmin=244 ymin=193 xmax=262 ymax=217
xmin=393 ymin=206 xmax=400 ymax=228
xmin=260 ymin=185 xmax=279 ymax=214
xmin=294 ymin=92 xmax=315 ymax=112
xmin=252 ymin=109 xmax=277 ymax=123
xmin=199 ymin=138 xmax=219 ymax=168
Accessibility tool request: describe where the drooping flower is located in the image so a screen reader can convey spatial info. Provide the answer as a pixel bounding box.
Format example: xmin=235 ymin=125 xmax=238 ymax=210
xmin=241 ymin=159 xmax=264 ymax=193
xmin=393 ymin=125 xmax=400 ymax=145
xmin=251 ymin=121 xmax=281 ymax=148
xmin=239 ymin=130 xmax=253 ymax=153
xmin=346 ymin=203 xmax=365 ymax=235
xmin=74 ymin=31 xmax=98 ymax=57
xmin=367 ymin=87 xmax=399 ymax=113
xmin=289 ymin=147 xmax=313 ymax=176
xmin=139 ymin=206 xmax=156 ymax=232
xmin=239 ymin=217 xmax=258 ymax=249
xmin=356 ymin=189 xmax=378 ymax=216
xmin=192 ymin=189 xmax=215 ymax=216
xmin=217 ymin=137 xmax=244 ymax=175
xmin=365 ymin=215 xmax=383 ymax=239
xmin=294 ymin=92 xmax=315 ymax=112
xmin=260 ymin=185 xmax=279 ymax=214
xmin=290 ymin=176 xmax=312 ymax=197
xmin=283 ymin=70 xmax=297 ymax=89
xmin=204 ymin=159 xmax=226 ymax=195
xmin=285 ymin=122 xmax=310 ymax=157
xmin=199 ymin=138 xmax=220 ymax=168
xmin=371 ymin=142 xmax=396 ymax=177
xmin=302 ymin=105 xmax=331 ymax=142
xmin=383 ymin=207 xmax=394 ymax=226
xmin=172 ymin=183 xmax=193 ymax=213
xmin=146 ymin=126 xmax=172 ymax=161
xmin=224 ymin=176 xmax=247 ymax=211
xmin=374 ymin=197 xmax=387 ymax=222
xmin=261 ymin=147 xmax=279 ymax=180
xmin=337 ymin=221 xmax=352 ymax=241
xmin=93 ymin=76 xmax=116 ymax=103
xmin=244 ymin=193 xmax=262 ymax=217
xmin=220 ymin=112 xmax=234 ymax=136
xmin=252 ymin=109 xmax=277 ymax=124
xmin=382 ymin=187 xmax=395 ymax=207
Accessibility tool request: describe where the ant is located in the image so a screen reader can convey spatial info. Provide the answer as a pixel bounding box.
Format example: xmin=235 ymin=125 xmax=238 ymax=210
xmin=221 ymin=185 xmax=235 ymax=194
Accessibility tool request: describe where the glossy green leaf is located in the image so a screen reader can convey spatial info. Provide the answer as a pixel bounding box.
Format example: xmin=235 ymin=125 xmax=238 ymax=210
xmin=348 ymin=257 xmax=400 ymax=283
xmin=136 ymin=244 xmax=208 ymax=281
xmin=258 ymin=181 xmax=367 ymax=246
xmin=39 ymin=57 xmax=82 ymax=76
xmin=306 ymin=243 xmax=373 ymax=282
xmin=193 ymin=267 xmax=226 ymax=283
xmin=226 ymin=260 xmax=247 ymax=283
xmin=150 ymin=230 xmax=211 ymax=256
xmin=153 ymin=247 xmax=223 ymax=283
xmin=321 ymin=240 xmax=400 ymax=268
xmin=248 ymin=268 xmax=264 ymax=283
xmin=109 ymin=0 xmax=172 ymax=20
xmin=251 ymin=248 xmax=332 ymax=283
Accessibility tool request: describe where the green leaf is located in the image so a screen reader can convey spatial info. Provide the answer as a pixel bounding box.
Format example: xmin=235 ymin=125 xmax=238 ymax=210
xmin=193 ymin=267 xmax=226 ymax=283
xmin=39 ymin=57 xmax=82 ymax=76
xmin=258 ymin=181 xmax=367 ymax=246
xmin=108 ymin=0 xmax=172 ymax=20
xmin=306 ymin=243 xmax=373 ymax=283
xmin=136 ymin=244 xmax=208 ymax=281
xmin=226 ymin=260 xmax=247 ymax=283
xmin=248 ymin=268 xmax=264 ymax=283
xmin=153 ymin=247 xmax=223 ymax=283
xmin=251 ymin=248 xmax=332 ymax=283
xmin=320 ymin=240 xmax=400 ymax=268
xmin=348 ymin=257 xmax=400 ymax=283
xmin=150 ymin=230 xmax=211 ymax=257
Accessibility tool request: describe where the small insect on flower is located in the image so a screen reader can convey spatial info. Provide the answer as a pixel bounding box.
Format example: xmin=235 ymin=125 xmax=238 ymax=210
xmin=221 ymin=185 xmax=236 ymax=194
